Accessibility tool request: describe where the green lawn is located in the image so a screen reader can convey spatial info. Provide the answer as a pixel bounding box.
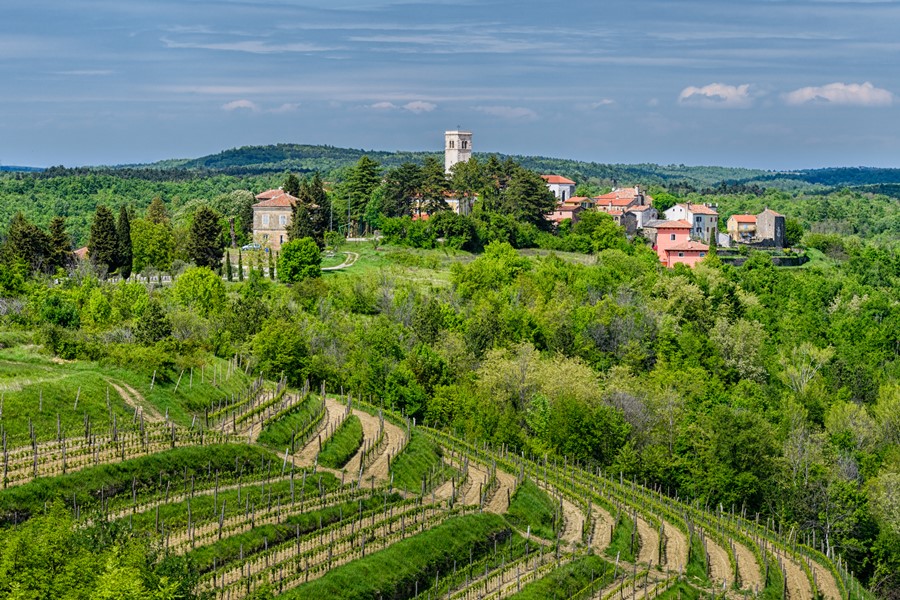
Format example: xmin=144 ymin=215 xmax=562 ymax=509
xmin=389 ymin=430 xmax=455 ymax=494
xmin=317 ymin=414 xmax=363 ymax=469
xmin=505 ymin=478 xmax=557 ymax=539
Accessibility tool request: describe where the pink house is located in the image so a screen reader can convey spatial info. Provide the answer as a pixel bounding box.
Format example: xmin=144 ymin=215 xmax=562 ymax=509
xmin=652 ymin=220 xmax=709 ymax=267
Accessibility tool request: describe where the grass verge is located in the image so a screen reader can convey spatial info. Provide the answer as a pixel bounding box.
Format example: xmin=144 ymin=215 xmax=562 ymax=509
xmin=505 ymin=478 xmax=557 ymax=540
xmin=508 ymin=554 xmax=614 ymax=600
xmin=605 ymin=514 xmax=638 ymax=563
xmin=257 ymin=393 xmax=323 ymax=451
xmin=317 ymin=414 xmax=363 ymax=469
xmin=389 ymin=430 xmax=454 ymax=493
xmin=280 ymin=512 xmax=512 ymax=600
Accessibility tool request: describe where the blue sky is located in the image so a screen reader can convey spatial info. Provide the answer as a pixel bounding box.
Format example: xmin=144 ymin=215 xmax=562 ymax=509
xmin=2 ymin=0 xmax=900 ymax=169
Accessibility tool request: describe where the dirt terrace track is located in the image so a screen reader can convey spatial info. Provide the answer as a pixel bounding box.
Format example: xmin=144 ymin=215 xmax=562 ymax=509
xmin=776 ymin=549 xmax=813 ymax=600
xmin=733 ymin=539 xmax=763 ymax=592
xmin=704 ymin=532 xmax=732 ymax=588
xmin=636 ymin=516 xmax=660 ymax=566
xmin=342 ymin=408 xmax=383 ymax=478
xmin=485 ymin=469 xmax=516 ymax=514
xmin=810 ymin=558 xmax=841 ymax=600
xmin=293 ymin=396 xmax=346 ymax=465
xmin=590 ymin=505 xmax=614 ymax=552
xmin=662 ymin=521 xmax=688 ymax=573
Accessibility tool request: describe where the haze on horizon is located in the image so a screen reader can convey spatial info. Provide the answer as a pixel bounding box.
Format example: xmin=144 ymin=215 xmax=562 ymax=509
xmin=2 ymin=0 xmax=900 ymax=171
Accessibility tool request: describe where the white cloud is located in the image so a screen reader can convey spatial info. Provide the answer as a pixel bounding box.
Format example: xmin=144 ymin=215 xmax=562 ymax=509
xmin=784 ymin=82 xmax=893 ymax=107
xmin=370 ymin=101 xmax=398 ymax=110
xmin=591 ymin=99 xmax=615 ymax=108
xmin=222 ymin=99 xmax=260 ymax=112
xmin=475 ymin=106 xmax=538 ymax=120
xmin=269 ymin=103 xmax=301 ymax=114
xmin=679 ymin=83 xmax=753 ymax=108
xmin=162 ymin=37 xmax=334 ymax=54
xmin=402 ymin=101 xmax=436 ymax=114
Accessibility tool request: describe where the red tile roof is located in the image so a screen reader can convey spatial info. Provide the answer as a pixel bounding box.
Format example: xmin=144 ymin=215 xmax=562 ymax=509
xmin=729 ymin=214 xmax=757 ymax=223
xmin=676 ymin=203 xmax=718 ymax=215
xmin=74 ymin=246 xmax=89 ymax=260
xmin=652 ymin=219 xmax=693 ymax=229
xmin=255 ymin=188 xmax=284 ymax=200
xmin=541 ymin=175 xmax=576 ymax=185
xmin=666 ymin=241 xmax=710 ymax=252
xmin=627 ymin=205 xmax=654 ymax=212
xmin=253 ymin=192 xmax=299 ymax=208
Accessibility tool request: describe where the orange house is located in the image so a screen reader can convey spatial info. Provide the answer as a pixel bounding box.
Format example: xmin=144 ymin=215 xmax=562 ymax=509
xmin=652 ymin=220 xmax=709 ymax=267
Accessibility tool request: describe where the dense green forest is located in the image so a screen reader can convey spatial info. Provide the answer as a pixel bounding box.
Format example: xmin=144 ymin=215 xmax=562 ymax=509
xmin=0 ymin=150 xmax=898 ymax=598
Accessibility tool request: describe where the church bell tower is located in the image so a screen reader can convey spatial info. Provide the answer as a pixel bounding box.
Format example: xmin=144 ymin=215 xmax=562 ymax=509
xmin=444 ymin=129 xmax=472 ymax=174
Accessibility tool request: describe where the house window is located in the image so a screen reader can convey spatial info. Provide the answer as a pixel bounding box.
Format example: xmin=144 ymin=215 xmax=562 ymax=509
xmin=462 ymin=141 xmax=468 ymax=149
xmin=678 ymin=252 xmax=684 ymax=257
xmin=279 ymin=235 xmax=284 ymax=243
xmin=449 ymin=140 xmax=455 ymax=149
xmin=279 ymin=215 xmax=287 ymax=226
xmin=699 ymin=253 xmax=706 ymax=257
xmin=670 ymin=234 xmax=676 ymax=241
xmin=262 ymin=214 xmax=269 ymax=225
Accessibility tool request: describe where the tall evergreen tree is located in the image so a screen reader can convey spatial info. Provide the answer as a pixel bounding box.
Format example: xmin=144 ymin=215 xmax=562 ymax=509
xmin=88 ymin=205 xmax=119 ymax=276
xmin=116 ymin=205 xmax=133 ymax=279
xmin=381 ymin=162 xmax=422 ymax=218
xmin=46 ymin=216 xmax=73 ymax=272
xmin=187 ymin=206 xmax=225 ymax=269
xmin=500 ymin=167 xmax=558 ymax=229
xmin=225 ymin=250 xmax=233 ymax=281
xmin=146 ymin=197 xmax=169 ymax=224
xmin=343 ymin=156 xmax=381 ymax=234
xmin=3 ymin=212 xmax=50 ymax=272
xmin=420 ymin=156 xmax=451 ymax=215
xmin=238 ymin=248 xmax=244 ymax=281
xmin=283 ymin=172 xmax=301 ymax=198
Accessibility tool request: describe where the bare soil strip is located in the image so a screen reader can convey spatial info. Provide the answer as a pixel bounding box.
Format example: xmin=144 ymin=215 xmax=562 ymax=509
xmin=293 ymin=396 xmax=345 ymax=465
xmin=108 ymin=379 xmax=164 ymax=422
xmin=733 ymin=540 xmax=764 ymax=592
xmin=590 ymin=505 xmax=615 ymax=552
xmin=636 ymin=516 xmax=660 ymax=566
xmin=662 ymin=522 xmax=688 ymax=573
xmin=776 ymin=550 xmax=813 ymax=600
xmin=704 ymin=533 xmax=732 ymax=588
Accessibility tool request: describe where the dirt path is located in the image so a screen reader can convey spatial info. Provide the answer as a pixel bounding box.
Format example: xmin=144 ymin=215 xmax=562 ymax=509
xmin=361 ymin=414 xmax=405 ymax=483
xmin=558 ymin=494 xmax=585 ymax=546
xmin=775 ymin=550 xmax=813 ymax=600
xmin=485 ymin=468 xmax=516 ymax=514
xmin=809 ymin=559 xmax=841 ymax=600
xmin=107 ymin=379 xmax=164 ymax=421
xmin=704 ymin=533 xmax=732 ymax=588
xmin=293 ymin=396 xmax=346 ymax=466
xmin=661 ymin=522 xmax=688 ymax=573
xmin=590 ymin=505 xmax=615 ymax=552
xmin=343 ymin=408 xmax=382 ymax=477
xmin=461 ymin=462 xmax=489 ymax=506
xmin=636 ymin=515 xmax=660 ymax=566
xmin=321 ymin=251 xmax=359 ymax=271
xmin=733 ymin=540 xmax=764 ymax=592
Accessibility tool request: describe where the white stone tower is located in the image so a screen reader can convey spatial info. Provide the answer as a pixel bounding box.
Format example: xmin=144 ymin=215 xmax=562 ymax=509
xmin=444 ymin=129 xmax=472 ymax=174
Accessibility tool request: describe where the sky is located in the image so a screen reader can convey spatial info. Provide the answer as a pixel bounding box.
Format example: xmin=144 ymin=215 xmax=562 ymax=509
xmin=2 ymin=0 xmax=900 ymax=169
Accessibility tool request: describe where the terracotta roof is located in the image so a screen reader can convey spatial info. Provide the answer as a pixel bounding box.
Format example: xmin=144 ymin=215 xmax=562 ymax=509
xmin=673 ymin=202 xmax=718 ymax=216
xmin=563 ymin=196 xmax=590 ymax=204
xmin=74 ymin=246 xmax=89 ymax=260
xmin=608 ymin=210 xmax=624 ymax=216
xmin=666 ymin=241 xmax=710 ymax=252
xmin=652 ymin=219 xmax=693 ymax=229
xmin=554 ymin=205 xmax=580 ymax=213
xmin=541 ymin=175 xmax=576 ymax=185
xmin=253 ymin=192 xmax=299 ymax=208
xmin=255 ymin=188 xmax=284 ymax=200
xmin=598 ymin=197 xmax=637 ymax=207
xmin=628 ymin=205 xmax=654 ymax=212
xmin=760 ymin=208 xmax=783 ymax=217
xmin=729 ymin=214 xmax=757 ymax=223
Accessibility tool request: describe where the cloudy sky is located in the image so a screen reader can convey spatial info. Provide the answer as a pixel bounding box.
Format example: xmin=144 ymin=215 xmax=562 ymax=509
xmin=2 ymin=0 xmax=900 ymax=169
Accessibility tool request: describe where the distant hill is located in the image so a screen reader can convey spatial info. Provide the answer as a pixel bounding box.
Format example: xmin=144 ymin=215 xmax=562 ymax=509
xmin=134 ymin=143 xmax=900 ymax=190
xmin=0 ymin=165 xmax=44 ymax=173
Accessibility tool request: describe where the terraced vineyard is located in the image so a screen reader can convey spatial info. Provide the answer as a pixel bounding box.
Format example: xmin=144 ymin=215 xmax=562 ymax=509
xmin=0 ymin=374 xmax=875 ymax=600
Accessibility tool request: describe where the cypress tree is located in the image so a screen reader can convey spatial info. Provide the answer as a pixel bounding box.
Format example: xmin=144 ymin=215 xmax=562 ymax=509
xmin=283 ymin=173 xmax=301 ymax=198
xmin=116 ymin=205 xmax=133 ymax=279
xmin=147 ymin=197 xmax=169 ymax=224
xmin=238 ymin=248 xmax=244 ymax=281
xmin=226 ymin=250 xmax=233 ymax=281
xmin=47 ymin=216 xmax=73 ymax=272
xmin=88 ymin=205 xmax=119 ymax=277
xmin=267 ymin=249 xmax=275 ymax=278
xmin=2 ymin=212 xmax=50 ymax=272
xmin=187 ymin=206 xmax=225 ymax=269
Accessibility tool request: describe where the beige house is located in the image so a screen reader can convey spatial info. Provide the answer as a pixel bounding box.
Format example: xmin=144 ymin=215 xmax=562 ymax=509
xmin=252 ymin=189 xmax=298 ymax=252
xmin=726 ymin=214 xmax=757 ymax=242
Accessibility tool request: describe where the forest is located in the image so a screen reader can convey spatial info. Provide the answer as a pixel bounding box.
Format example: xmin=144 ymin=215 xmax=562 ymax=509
xmin=0 ymin=151 xmax=897 ymax=599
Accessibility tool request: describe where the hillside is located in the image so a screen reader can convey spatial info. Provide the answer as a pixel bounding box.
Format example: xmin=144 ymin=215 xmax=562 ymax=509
xmin=137 ymin=143 xmax=900 ymax=190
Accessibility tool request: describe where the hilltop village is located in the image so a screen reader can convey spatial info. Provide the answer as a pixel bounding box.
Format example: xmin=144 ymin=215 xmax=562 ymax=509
xmin=250 ymin=130 xmax=789 ymax=268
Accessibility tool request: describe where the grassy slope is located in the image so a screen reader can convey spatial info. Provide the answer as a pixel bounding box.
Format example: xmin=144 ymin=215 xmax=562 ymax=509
xmin=389 ymin=430 xmax=454 ymax=493
xmin=605 ymin=514 xmax=638 ymax=563
xmin=282 ymin=512 xmax=513 ymax=600
xmin=505 ymin=478 xmax=557 ymax=540
xmin=256 ymin=393 xmax=322 ymax=451
xmin=317 ymin=414 xmax=363 ymax=469
xmin=508 ymin=555 xmax=614 ymax=600
xmin=0 ymin=346 xmax=249 ymax=445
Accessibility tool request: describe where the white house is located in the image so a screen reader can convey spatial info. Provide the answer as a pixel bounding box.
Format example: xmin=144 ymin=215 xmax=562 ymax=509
xmin=541 ymin=175 xmax=577 ymax=202
xmin=664 ymin=203 xmax=719 ymax=242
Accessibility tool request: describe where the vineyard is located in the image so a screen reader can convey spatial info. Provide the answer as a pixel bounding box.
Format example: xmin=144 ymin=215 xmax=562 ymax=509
xmin=0 ymin=365 xmax=875 ymax=600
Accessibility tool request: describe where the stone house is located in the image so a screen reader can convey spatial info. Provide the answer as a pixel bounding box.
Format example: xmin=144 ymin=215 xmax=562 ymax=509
xmin=664 ymin=203 xmax=718 ymax=242
xmin=756 ymin=208 xmax=785 ymax=247
xmin=542 ymin=175 xmax=577 ymax=201
xmin=252 ymin=189 xmax=299 ymax=252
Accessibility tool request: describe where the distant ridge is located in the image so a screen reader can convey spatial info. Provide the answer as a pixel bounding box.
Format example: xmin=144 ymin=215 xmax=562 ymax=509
xmin=0 ymin=165 xmax=44 ymax=173
xmin=124 ymin=143 xmax=900 ymax=190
